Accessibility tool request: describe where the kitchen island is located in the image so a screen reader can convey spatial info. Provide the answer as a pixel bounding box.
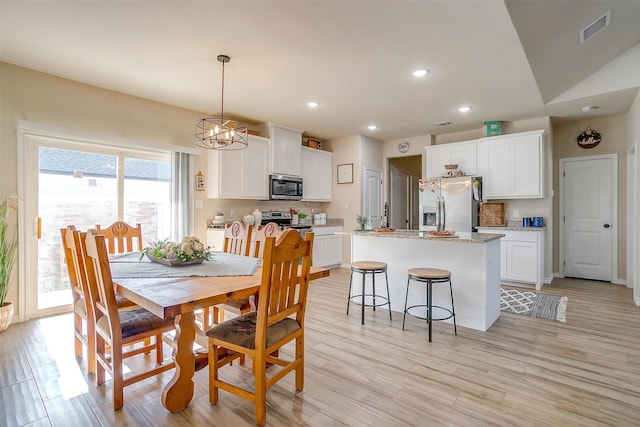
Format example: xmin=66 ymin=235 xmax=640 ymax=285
xmin=343 ymin=230 xmax=504 ymax=331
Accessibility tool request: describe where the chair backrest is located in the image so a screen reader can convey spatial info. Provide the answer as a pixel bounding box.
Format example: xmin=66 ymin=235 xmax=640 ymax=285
xmin=82 ymin=229 xmax=122 ymax=343
xmin=95 ymin=221 xmax=143 ymax=254
xmin=252 ymin=222 xmax=283 ymax=259
xmin=60 ymin=225 xmax=86 ymax=306
xmin=255 ymin=229 xmax=314 ymax=346
xmin=223 ymin=221 xmax=253 ymax=256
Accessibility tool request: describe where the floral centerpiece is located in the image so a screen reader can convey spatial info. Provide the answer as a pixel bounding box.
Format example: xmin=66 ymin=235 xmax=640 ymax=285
xmin=140 ymin=235 xmax=212 ymax=266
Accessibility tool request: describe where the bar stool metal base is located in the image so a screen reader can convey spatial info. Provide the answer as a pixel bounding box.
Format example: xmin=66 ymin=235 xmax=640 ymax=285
xmin=347 ymin=261 xmax=392 ymax=325
xmin=402 ymin=268 xmax=457 ymax=342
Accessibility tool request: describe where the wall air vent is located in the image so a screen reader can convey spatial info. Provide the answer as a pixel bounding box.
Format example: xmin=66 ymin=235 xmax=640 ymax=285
xmin=580 ymin=10 xmax=610 ymax=45
xmin=433 ymin=121 xmax=452 ymax=127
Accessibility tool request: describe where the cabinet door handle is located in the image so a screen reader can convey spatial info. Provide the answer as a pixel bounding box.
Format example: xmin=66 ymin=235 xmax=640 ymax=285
xmin=603 ymin=224 xmax=610 ymax=228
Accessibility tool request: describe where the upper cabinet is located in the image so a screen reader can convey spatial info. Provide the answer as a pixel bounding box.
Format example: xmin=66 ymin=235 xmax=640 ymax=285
xmin=477 ymin=129 xmax=545 ymax=199
xmin=425 ymin=139 xmax=477 ymax=178
xmin=260 ymin=122 xmax=303 ymax=176
xmin=301 ymin=147 xmax=333 ymax=201
xmin=207 ymin=135 xmax=270 ymax=199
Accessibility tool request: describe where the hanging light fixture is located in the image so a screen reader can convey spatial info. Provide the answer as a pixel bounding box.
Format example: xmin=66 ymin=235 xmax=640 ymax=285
xmin=195 ymin=54 xmax=248 ymax=150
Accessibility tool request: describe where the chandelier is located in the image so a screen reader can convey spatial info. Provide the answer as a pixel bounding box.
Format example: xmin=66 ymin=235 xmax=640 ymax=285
xmin=195 ymin=55 xmax=249 ymax=150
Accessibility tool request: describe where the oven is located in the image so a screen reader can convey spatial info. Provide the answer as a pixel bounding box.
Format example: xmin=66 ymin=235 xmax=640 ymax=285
xmin=269 ymin=175 xmax=303 ymax=201
xmin=261 ymin=210 xmax=312 ymax=236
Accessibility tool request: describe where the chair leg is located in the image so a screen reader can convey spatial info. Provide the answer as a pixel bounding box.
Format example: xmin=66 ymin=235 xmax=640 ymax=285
xmin=295 ymin=335 xmax=304 ymax=391
xmin=384 ymin=270 xmax=392 ymax=320
xmin=74 ymin=314 xmax=83 ymax=358
xmin=402 ymin=276 xmax=410 ymax=330
xmin=112 ymin=346 xmax=124 ymax=410
xmin=427 ymin=281 xmax=433 ymax=343
xmin=209 ymin=342 xmax=219 ymax=404
xmin=372 ymin=271 xmax=377 ymax=312
xmin=449 ymin=279 xmax=457 ymax=335
xmin=87 ymin=320 xmax=96 ymax=375
xmin=254 ymin=350 xmax=267 ymax=426
xmin=346 ymin=269 xmax=354 ymax=315
xmin=361 ymin=272 xmax=365 ymax=325
xmin=213 ymin=306 xmax=221 ymax=325
xmin=96 ymin=336 xmax=107 ymax=386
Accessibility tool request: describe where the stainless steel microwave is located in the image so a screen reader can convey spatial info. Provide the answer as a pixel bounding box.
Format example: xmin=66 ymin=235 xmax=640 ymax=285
xmin=269 ymin=175 xmax=303 ymax=200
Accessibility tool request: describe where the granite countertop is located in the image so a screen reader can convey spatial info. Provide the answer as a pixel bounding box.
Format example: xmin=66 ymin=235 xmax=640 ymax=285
xmin=339 ymin=229 xmax=504 ymax=243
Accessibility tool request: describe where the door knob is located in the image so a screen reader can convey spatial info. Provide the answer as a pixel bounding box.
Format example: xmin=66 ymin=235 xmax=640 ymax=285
xmin=603 ymin=224 xmax=610 ymax=228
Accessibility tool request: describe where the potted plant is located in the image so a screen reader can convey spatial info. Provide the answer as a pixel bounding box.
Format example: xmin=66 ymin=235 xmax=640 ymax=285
xmin=355 ymin=214 xmax=368 ymax=230
xmin=297 ymin=212 xmax=307 ymax=225
xmin=0 ymin=196 xmax=18 ymax=332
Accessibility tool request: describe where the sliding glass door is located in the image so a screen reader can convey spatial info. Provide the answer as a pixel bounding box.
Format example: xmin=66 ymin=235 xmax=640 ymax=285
xmin=25 ymin=136 xmax=171 ymax=316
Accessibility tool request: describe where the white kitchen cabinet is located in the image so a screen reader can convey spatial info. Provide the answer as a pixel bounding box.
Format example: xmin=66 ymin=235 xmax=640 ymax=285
xmin=478 ymin=228 xmax=544 ymax=290
xmin=425 ymin=139 xmax=477 ymax=178
xmin=260 ymin=122 xmax=303 ymax=176
xmin=477 ymin=129 xmax=545 ymax=199
xmin=206 ymin=228 xmax=226 ymax=251
xmin=312 ymin=226 xmax=343 ymax=268
xmin=301 ymin=147 xmax=333 ymax=201
xmin=207 ymin=135 xmax=269 ymax=199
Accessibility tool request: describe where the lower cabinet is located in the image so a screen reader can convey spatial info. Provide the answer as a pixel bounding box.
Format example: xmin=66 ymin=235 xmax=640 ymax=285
xmin=312 ymin=226 xmax=343 ymax=268
xmin=478 ymin=228 xmax=544 ymax=290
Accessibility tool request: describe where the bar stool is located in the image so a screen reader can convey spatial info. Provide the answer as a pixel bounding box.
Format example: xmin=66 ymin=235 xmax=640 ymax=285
xmin=402 ymin=268 xmax=456 ymax=342
xmin=347 ymin=261 xmax=392 ymax=325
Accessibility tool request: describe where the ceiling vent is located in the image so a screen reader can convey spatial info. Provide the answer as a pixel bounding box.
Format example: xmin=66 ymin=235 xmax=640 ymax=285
xmin=580 ymin=10 xmax=611 ymax=45
xmin=433 ymin=121 xmax=452 ymax=127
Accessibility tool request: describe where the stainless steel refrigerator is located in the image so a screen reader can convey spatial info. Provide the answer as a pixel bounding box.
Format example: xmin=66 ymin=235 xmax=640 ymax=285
xmin=418 ymin=176 xmax=482 ymax=232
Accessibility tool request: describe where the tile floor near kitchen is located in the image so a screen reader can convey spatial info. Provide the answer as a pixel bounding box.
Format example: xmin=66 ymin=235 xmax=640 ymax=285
xmin=1 ymin=269 xmax=639 ymax=426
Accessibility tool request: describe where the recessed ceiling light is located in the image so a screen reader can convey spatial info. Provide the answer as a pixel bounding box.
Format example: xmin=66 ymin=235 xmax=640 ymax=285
xmin=458 ymin=106 xmax=472 ymax=113
xmin=367 ymin=124 xmax=378 ymax=131
xmin=582 ymin=105 xmax=600 ymax=112
xmin=307 ymin=101 xmax=319 ymax=108
xmin=411 ymin=69 xmax=429 ymax=78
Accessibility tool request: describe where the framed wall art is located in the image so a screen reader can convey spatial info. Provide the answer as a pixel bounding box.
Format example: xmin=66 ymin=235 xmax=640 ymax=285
xmin=337 ymin=163 xmax=353 ymax=184
xmin=195 ymin=171 xmax=206 ymax=191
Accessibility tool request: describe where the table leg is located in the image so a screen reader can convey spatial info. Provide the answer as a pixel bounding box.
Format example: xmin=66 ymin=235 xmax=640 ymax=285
xmin=162 ymin=312 xmax=195 ymax=412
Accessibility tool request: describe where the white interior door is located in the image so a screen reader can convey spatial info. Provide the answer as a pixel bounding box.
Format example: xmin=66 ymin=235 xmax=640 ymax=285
xmin=562 ymin=155 xmax=616 ymax=281
xmin=390 ymin=170 xmax=409 ymax=229
xmin=363 ymin=167 xmax=383 ymax=228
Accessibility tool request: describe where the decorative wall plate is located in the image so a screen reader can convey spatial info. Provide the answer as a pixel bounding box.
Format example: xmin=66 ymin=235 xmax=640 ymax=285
xmin=577 ymin=127 xmax=601 ymax=149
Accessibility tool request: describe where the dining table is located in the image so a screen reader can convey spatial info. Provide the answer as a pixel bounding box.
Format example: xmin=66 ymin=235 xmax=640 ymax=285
xmin=109 ymin=251 xmax=330 ymax=412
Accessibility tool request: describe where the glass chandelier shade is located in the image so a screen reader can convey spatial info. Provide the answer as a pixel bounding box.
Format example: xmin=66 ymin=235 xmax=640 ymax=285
xmin=195 ymin=55 xmax=248 ymax=150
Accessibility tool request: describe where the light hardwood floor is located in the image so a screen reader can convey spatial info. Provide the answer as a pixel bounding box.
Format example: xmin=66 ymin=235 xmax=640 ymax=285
xmin=1 ymin=268 xmax=639 ymax=426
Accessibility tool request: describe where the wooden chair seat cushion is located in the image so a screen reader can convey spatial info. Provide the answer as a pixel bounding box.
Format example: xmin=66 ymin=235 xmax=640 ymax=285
xmin=216 ymin=297 xmax=252 ymax=314
xmin=96 ymin=307 xmax=174 ymax=340
xmin=206 ymin=311 xmax=299 ymax=350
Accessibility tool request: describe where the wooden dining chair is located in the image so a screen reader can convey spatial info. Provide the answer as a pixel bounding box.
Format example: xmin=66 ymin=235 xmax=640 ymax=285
xmin=204 ymin=221 xmax=255 ymax=328
xmin=60 ymin=225 xmax=137 ymax=374
xmin=95 ymin=220 xmax=143 ymax=254
xmin=81 ymin=228 xmax=175 ymax=410
xmin=207 ymin=229 xmax=314 ymax=426
xmin=251 ymin=222 xmax=283 ymax=259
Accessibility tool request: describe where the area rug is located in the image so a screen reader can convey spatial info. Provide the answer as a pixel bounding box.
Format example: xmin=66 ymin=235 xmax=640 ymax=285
xmin=500 ymin=288 xmax=567 ymax=322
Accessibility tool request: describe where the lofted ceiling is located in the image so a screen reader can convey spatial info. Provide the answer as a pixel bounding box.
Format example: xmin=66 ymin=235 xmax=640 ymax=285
xmin=1 ymin=1 xmax=639 ymax=142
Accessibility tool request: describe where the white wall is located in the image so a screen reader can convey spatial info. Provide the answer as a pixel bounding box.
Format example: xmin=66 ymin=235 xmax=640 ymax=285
xmin=626 ymin=89 xmax=640 ymax=303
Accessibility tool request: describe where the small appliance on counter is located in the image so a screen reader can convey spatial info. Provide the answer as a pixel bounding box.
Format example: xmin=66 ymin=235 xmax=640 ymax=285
xmin=261 ymin=210 xmax=312 ymax=236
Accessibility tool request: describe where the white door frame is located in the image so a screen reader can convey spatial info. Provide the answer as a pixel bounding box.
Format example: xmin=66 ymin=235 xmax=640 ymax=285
xmin=559 ymin=153 xmax=619 ymax=283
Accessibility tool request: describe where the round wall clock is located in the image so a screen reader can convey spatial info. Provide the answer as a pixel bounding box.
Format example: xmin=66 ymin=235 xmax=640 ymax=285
xmin=398 ymin=141 xmax=410 ymax=153
xmin=577 ymin=127 xmax=601 ymax=149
